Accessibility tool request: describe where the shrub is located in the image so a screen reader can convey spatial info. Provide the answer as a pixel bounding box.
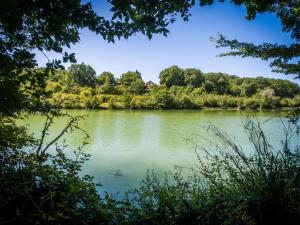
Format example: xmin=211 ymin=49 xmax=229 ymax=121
xmin=259 ymin=96 xmax=280 ymax=109
xmin=174 ymin=94 xmax=196 ymax=109
xmin=192 ymin=97 xmax=204 ymax=108
xmin=0 ymin=114 xmax=110 ymax=225
xmin=202 ymin=95 xmax=219 ymax=108
xmin=108 ymin=96 xmax=119 ymax=109
xmin=225 ymin=96 xmax=239 ymax=108
xmin=131 ymin=96 xmax=148 ymax=109
xmin=244 ymin=98 xmax=260 ymax=109
xmin=280 ymin=98 xmax=291 ymax=107
xmin=291 ymin=96 xmax=300 ymax=107
xmin=115 ymin=119 xmax=300 ymax=225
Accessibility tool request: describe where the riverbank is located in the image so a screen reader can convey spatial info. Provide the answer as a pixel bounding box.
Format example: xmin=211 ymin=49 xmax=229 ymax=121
xmin=48 ymin=92 xmax=300 ymax=110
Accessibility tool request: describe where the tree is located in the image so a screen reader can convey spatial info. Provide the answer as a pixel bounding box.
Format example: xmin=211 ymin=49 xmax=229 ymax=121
xmin=130 ymin=79 xmax=145 ymax=94
xmin=97 ymin=71 xmax=116 ymax=86
xmin=159 ymin=66 xmax=185 ymax=87
xmin=97 ymin=71 xmax=116 ymax=94
xmin=119 ymin=71 xmax=142 ymax=86
xmin=269 ymin=79 xmax=300 ymax=98
xmin=203 ymin=73 xmax=230 ymax=95
xmin=184 ymin=68 xmax=204 ymax=87
xmin=3 ymin=0 xmax=299 ymax=115
xmin=0 ymin=68 xmax=49 ymax=115
xmin=118 ymin=71 xmax=145 ymax=94
xmin=0 ymin=0 xmax=105 ymax=114
xmin=0 ymin=0 xmax=194 ymax=115
xmin=109 ymin=0 xmax=299 ymax=77
xmin=68 ymin=63 xmax=97 ymax=87
xmin=208 ymin=1 xmax=300 ymax=77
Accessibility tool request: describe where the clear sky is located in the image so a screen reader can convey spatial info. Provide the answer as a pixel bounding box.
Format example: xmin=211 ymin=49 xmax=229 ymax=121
xmin=35 ymin=1 xmax=299 ymax=84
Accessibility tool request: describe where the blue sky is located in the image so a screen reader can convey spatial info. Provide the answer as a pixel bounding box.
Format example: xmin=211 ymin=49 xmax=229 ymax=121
xmin=35 ymin=1 xmax=299 ymax=84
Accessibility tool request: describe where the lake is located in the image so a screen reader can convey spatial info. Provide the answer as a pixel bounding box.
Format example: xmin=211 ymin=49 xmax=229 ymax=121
xmin=21 ymin=109 xmax=294 ymax=194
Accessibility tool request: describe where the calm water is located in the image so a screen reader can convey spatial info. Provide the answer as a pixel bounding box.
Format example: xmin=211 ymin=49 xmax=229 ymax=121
xmin=20 ymin=110 xmax=294 ymax=194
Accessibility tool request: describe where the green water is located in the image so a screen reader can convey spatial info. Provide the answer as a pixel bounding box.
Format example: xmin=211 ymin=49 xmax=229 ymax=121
xmin=21 ymin=110 xmax=293 ymax=193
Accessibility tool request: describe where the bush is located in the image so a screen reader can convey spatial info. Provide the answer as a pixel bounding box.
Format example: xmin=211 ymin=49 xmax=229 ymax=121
xmin=121 ymin=93 xmax=133 ymax=108
xmin=259 ymin=96 xmax=280 ymax=109
xmin=153 ymin=88 xmax=174 ymax=109
xmin=115 ymin=119 xmax=300 ymax=225
xmin=50 ymin=93 xmax=81 ymax=108
xmin=291 ymin=96 xmax=300 ymax=107
xmin=244 ymin=98 xmax=260 ymax=109
xmin=0 ymin=114 xmax=110 ymax=225
xmin=225 ymin=96 xmax=239 ymax=108
xmin=108 ymin=96 xmax=119 ymax=109
xmin=192 ymin=97 xmax=204 ymax=108
xmin=202 ymin=95 xmax=219 ymax=108
xmin=174 ymin=94 xmax=197 ymax=109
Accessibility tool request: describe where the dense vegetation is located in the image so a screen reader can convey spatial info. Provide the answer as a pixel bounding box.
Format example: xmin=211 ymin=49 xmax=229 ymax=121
xmin=45 ymin=64 xmax=300 ymax=110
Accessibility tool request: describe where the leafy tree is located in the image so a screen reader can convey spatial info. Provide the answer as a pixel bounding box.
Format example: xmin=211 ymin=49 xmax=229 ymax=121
xmin=97 ymin=72 xmax=116 ymax=86
xmin=153 ymin=86 xmax=174 ymax=108
xmin=0 ymin=68 xmax=49 ymax=115
xmin=97 ymin=71 xmax=116 ymax=94
xmin=208 ymin=1 xmax=300 ymax=77
xmin=0 ymin=0 xmax=195 ymax=115
xmin=0 ymin=0 xmax=101 ymax=115
xmin=109 ymin=0 xmax=299 ymax=77
xmin=228 ymin=79 xmax=242 ymax=96
xmin=269 ymin=79 xmax=300 ymax=98
xmin=159 ymin=66 xmax=185 ymax=87
xmin=119 ymin=71 xmax=142 ymax=86
xmin=130 ymin=79 xmax=145 ymax=94
xmin=204 ymin=73 xmax=231 ymax=95
xmin=48 ymin=69 xmax=77 ymax=91
xmin=46 ymin=81 xmax=63 ymax=93
xmin=183 ymin=68 xmax=204 ymax=87
xmin=45 ymin=66 xmax=300 ymax=109
xmin=118 ymin=71 xmax=145 ymax=94
xmin=240 ymin=79 xmax=259 ymax=97
xmin=68 ymin=63 xmax=97 ymax=87
xmin=3 ymin=0 xmax=299 ymax=115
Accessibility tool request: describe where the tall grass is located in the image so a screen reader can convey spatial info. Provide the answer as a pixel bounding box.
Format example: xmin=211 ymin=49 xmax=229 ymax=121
xmin=112 ymin=118 xmax=300 ymax=225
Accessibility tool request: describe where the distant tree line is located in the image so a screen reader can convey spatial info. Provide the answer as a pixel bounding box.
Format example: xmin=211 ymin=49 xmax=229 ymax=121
xmin=44 ymin=63 xmax=300 ymax=110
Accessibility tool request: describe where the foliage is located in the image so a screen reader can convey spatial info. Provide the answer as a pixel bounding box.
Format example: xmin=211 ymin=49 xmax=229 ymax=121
xmin=97 ymin=71 xmax=116 ymax=94
xmin=0 ymin=112 xmax=112 ymax=225
xmin=209 ymin=1 xmax=300 ymax=77
xmin=43 ymin=65 xmax=300 ymax=110
xmin=2 ymin=0 xmax=300 ymax=115
xmin=214 ymin=34 xmax=300 ymax=77
xmin=0 ymin=0 xmax=101 ymax=115
xmin=111 ymin=119 xmax=300 ymax=225
xmin=159 ymin=66 xmax=185 ymax=87
xmin=0 ymin=68 xmax=49 ymax=115
xmin=108 ymin=0 xmax=300 ymax=77
xmin=98 ymin=72 xmax=116 ymax=86
xmin=0 ymin=0 xmax=195 ymax=115
xmin=119 ymin=71 xmax=142 ymax=85
xmin=184 ymin=68 xmax=205 ymax=88
xmin=1 ymin=1 xmax=300 ymax=224
xmin=68 ymin=63 xmax=97 ymax=87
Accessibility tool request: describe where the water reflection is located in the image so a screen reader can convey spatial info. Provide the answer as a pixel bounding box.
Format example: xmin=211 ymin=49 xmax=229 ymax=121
xmin=19 ymin=109 xmax=292 ymax=194
xmin=117 ymin=111 xmax=144 ymax=147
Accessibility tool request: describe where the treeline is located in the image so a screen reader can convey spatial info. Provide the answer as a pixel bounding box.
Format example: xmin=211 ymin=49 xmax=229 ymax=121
xmin=45 ymin=63 xmax=300 ymax=109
